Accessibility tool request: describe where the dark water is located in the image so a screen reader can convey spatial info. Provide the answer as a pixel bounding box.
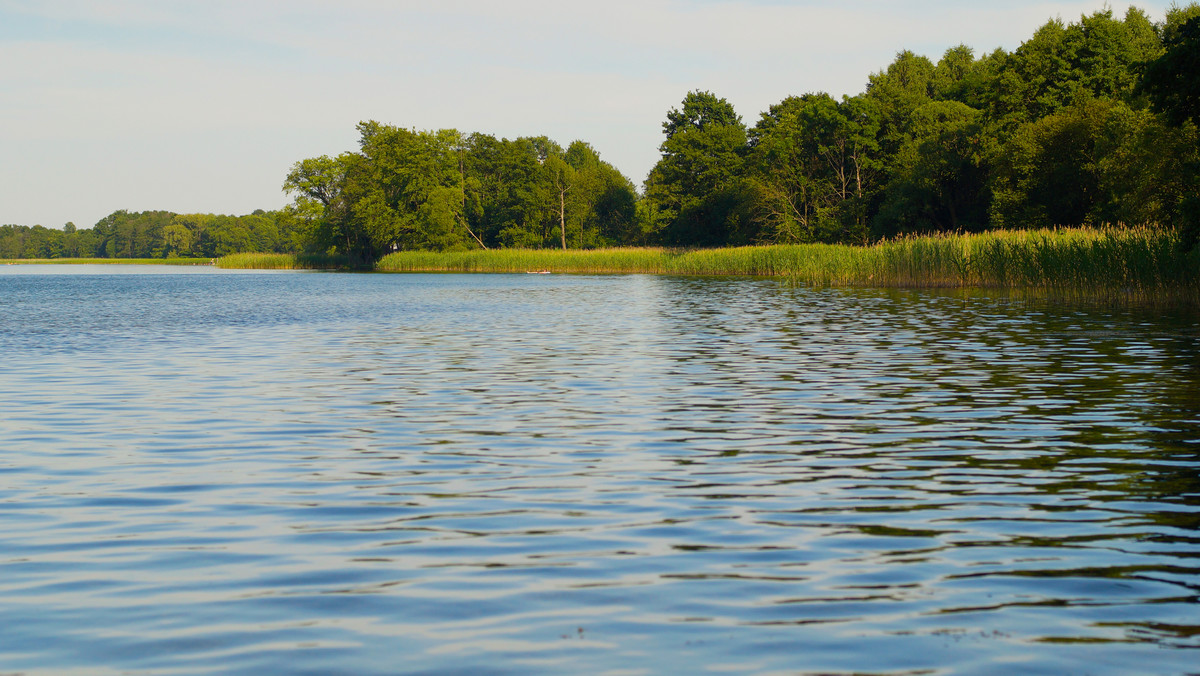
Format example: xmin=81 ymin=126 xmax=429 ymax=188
xmin=1 ymin=265 xmax=1199 ymax=675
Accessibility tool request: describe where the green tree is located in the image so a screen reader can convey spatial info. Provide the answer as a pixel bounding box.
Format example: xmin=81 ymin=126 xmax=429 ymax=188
xmin=561 ymin=141 xmax=638 ymax=247
xmin=465 ymin=135 xmax=551 ymax=248
xmin=991 ymin=97 xmax=1128 ymax=229
xmin=543 ymin=155 xmax=575 ymax=250
xmin=932 ymin=45 xmax=981 ymax=103
xmin=162 ymin=222 xmax=194 ymax=256
xmin=1091 ymin=104 xmax=1198 ymax=228
xmin=874 ymin=101 xmax=987 ymax=236
xmin=981 ymin=8 xmax=1163 ymax=131
xmin=1140 ymin=10 xmax=1200 ymax=248
xmin=747 ymin=93 xmax=881 ymax=243
xmin=60 ymin=222 xmax=80 ymax=257
xmin=1 ymin=225 xmax=32 ymax=258
xmin=284 ymin=153 xmax=368 ymax=260
xmin=866 ymin=50 xmax=935 ymax=160
xmin=1141 ymin=14 xmax=1200 ymax=128
xmin=22 ymin=225 xmax=52 ymax=258
xmin=644 ymin=91 xmax=750 ymax=245
xmin=90 ymin=210 xmax=174 ymax=258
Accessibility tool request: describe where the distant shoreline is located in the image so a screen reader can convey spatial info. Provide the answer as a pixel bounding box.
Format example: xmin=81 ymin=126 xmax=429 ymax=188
xmin=3 ymin=257 xmax=214 ymax=266
xmin=212 ymin=227 xmax=1200 ymax=305
xmin=7 ymin=228 xmax=1196 ymax=305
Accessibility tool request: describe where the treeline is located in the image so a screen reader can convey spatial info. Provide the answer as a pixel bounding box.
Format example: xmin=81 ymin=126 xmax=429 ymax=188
xmin=642 ymin=5 xmax=1200 ymax=248
xmin=6 ymin=5 xmax=1199 ymax=262
xmin=0 ymin=210 xmax=299 ymax=259
xmin=282 ymin=5 xmax=1200 ymax=261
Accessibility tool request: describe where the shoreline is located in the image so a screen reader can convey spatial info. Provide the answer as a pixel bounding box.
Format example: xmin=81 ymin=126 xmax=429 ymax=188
xmin=223 ymin=227 xmax=1200 ymax=304
xmin=7 ymin=228 xmax=1198 ymax=305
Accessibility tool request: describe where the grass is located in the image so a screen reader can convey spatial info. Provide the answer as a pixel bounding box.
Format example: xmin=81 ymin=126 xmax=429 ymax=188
xmin=215 ymin=252 xmax=352 ymax=270
xmin=213 ymin=227 xmax=1199 ymax=303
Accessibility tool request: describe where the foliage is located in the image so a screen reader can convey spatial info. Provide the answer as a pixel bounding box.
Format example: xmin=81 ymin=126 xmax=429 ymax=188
xmin=217 ymin=252 xmax=350 ymax=270
xmin=990 ymin=97 xmax=1198 ymax=230
xmin=1140 ymin=10 xmax=1200 ymax=249
xmin=1 ymin=210 xmax=293 ymax=260
xmin=745 ymin=93 xmax=881 ymax=243
xmin=742 ymin=4 xmax=1199 ymax=248
xmin=873 ymin=100 xmax=986 ymax=236
xmin=11 ymin=3 xmax=1200 ymax=259
xmin=4 ymin=257 xmax=213 ymax=265
xmin=282 ymin=123 xmax=639 ymax=262
xmin=643 ymin=91 xmax=752 ymax=246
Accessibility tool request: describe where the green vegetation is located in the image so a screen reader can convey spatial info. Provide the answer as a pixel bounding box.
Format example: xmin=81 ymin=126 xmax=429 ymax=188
xmin=216 ymin=252 xmax=352 ymax=270
xmin=5 ymin=257 xmax=213 ymax=265
xmin=280 ymin=4 xmax=1200 ymax=262
xmin=7 ymin=4 xmax=1200 ymax=281
xmin=281 ymin=126 xmax=640 ymax=264
xmin=371 ymin=226 xmax=1199 ymax=302
xmin=1 ymin=210 xmax=299 ymax=260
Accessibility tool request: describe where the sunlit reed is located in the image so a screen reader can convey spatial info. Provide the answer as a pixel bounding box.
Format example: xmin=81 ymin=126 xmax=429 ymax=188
xmin=216 ymin=253 xmax=351 ymax=270
xmin=219 ymin=227 xmax=1198 ymax=303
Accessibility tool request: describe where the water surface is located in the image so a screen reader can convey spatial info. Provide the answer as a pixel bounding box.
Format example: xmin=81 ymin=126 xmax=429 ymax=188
xmin=1 ymin=265 xmax=1198 ymax=674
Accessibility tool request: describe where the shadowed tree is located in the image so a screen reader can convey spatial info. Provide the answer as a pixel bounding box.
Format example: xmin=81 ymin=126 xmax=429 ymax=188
xmin=1140 ymin=12 xmax=1200 ymax=248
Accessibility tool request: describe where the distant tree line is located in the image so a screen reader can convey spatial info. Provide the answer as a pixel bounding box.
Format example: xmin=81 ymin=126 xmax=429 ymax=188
xmin=0 ymin=210 xmax=299 ymax=259
xmin=4 ymin=4 xmax=1199 ymax=261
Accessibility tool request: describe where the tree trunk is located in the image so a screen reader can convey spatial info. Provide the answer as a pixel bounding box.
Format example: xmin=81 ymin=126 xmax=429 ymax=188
xmin=457 ymin=146 xmax=487 ymax=249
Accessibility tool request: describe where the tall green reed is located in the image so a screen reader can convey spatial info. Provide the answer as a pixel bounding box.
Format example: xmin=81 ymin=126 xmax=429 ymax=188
xmin=226 ymin=227 xmax=1198 ymax=302
xmin=216 ymin=253 xmax=350 ymax=270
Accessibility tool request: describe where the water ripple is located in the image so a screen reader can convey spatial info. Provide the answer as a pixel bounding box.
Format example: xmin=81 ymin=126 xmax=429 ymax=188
xmin=1 ymin=267 xmax=1199 ymax=674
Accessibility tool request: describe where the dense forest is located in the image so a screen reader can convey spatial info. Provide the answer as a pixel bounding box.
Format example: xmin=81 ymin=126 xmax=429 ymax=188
xmin=281 ymin=126 xmax=641 ymax=262
xmin=4 ymin=5 xmax=1199 ymax=261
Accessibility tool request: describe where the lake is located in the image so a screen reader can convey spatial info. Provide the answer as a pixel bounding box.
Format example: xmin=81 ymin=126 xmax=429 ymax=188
xmin=1 ymin=265 xmax=1198 ymax=675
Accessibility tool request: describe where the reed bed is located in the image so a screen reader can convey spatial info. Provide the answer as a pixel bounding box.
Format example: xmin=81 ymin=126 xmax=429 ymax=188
xmin=374 ymin=227 xmax=1196 ymax=299
xmin=375 ymin=245 xmax=882 ymax=276
xmin=216 ymin=253 xmax=350 ymax=270
xmin=838 ymin=227 xmax=1200 ymax=303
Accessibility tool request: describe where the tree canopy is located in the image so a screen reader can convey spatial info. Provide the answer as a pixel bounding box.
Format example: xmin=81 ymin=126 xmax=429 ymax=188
xmin=280 ymin=122 xmax=638 ymax=261
xmin=1 ymin=210 xmax=296 ymax=260
xmin=7 ymin=4 xmax=1200 ymax=260
xmin=633 ymin=4 xmax=1200 ymax=249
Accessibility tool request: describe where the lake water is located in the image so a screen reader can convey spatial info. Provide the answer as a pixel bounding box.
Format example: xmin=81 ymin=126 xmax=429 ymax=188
xmin=1 ymin=265 xmax=1199 ymax=675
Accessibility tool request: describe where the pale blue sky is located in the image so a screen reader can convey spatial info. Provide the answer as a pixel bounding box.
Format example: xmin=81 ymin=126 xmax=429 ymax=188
xmin=0 ymin=0 xmax=1177 ymax=229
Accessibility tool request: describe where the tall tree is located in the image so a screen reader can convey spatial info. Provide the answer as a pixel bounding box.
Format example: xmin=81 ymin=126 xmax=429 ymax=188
xmin=644 ymin=91 xmax=751 ymax=245
xmin=1141 ymin=14 xmax=1200 ymax=128
xmin=866 ymin=50 xmax=935 ymax=161
xmin=1140 ymin=12 xmax=1200 ymax=248
xmin=874 ymin=101 xmax=986 ymax=236
xmin=747 ymin=93 xmax=881 ymax=243
xmin=542 ymin=155 xmax=574 ymax=250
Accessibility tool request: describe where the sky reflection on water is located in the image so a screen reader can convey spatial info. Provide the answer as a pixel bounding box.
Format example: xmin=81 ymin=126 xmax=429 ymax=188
xmin=1 ymin=266 xmax=1198 ymax=675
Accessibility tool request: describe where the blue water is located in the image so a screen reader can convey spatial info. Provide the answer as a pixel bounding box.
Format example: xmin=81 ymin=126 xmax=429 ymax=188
xmin=1 ymin=265 xmax=1198 ymax=675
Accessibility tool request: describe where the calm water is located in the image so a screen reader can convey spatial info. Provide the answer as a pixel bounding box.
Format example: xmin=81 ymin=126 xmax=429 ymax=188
xmin=1 ymin=265 xmax=1199 ymax=675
